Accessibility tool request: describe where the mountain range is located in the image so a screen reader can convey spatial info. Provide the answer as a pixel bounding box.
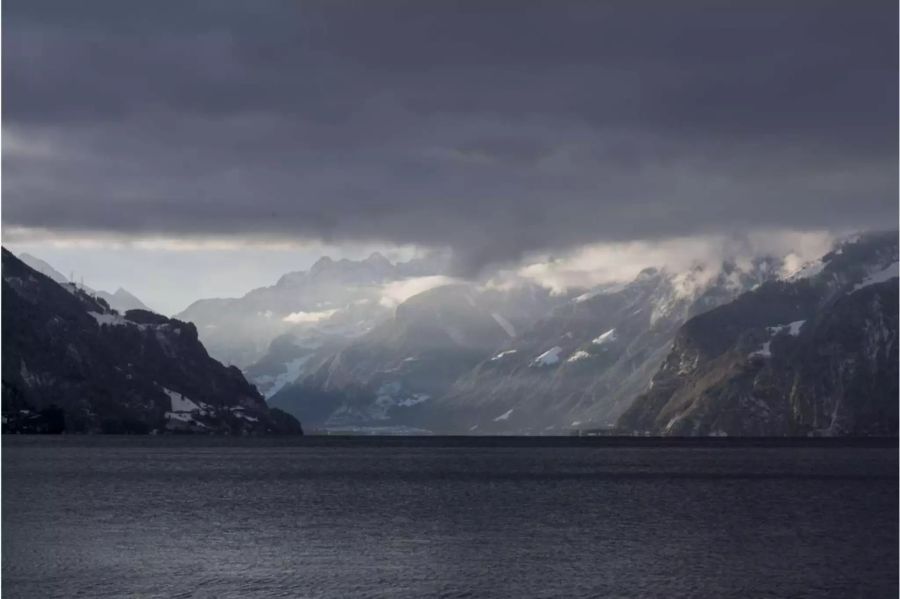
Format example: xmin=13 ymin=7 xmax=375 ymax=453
xmin=4 ymin=232 xmax=896 ymax=436
xmin=264 ymin=233 xmax=896 ymax=435
xmin=269 ymin=282 xmax=563 ymax=433
xmin=175 ymin=252 xmax=449 ymax=369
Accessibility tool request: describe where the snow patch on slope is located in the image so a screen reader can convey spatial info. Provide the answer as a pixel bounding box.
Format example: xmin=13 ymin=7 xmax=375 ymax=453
xmin=768 ymin=320 xmax=806 ymax=337
xmin=162 ymin=387 xmax=201 ymax=412
xmin=493 ymin=408 xmax=514 ymax=421
xmin=572 ymin=282 xmax=627 ymax=303
xmin=166 ymin=412 xmax=202 ymax=424
xmin=230 ymin=408 xmax=259 ymax=422
xmin=592 ymin=329 xmax=617 ymax=345
xmin=566 ymin=350 xmax=591 ymax=363
xmin=282 ymin=308 xmax=338 ymax=324
xmin=532 ymin=347 xmax=562 ymax=366
xmin=749 ymin=341 xmax=772 ymax=359
xmin=750 ymin=320 xmax=806 ymax=359
xmin=852 ymin=261 xmax=899 ymax=293
xmin=397 ymin=394 xmax=430 ymax=408
xmin=88 ymin=311 xmax=129 ymax=327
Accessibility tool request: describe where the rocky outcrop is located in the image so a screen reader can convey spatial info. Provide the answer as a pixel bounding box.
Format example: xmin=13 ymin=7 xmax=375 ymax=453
xmin=1 ymin=249 xmax=302 ymax=435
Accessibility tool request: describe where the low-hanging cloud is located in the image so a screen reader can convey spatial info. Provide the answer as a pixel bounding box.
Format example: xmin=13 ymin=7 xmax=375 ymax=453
xmin=3 ymin=1 xmax=896 ymax=275
xmin=515 ymin=230 xmax=839 ymax=293
xmin=379 ymin=275 xmax=459 ymax=308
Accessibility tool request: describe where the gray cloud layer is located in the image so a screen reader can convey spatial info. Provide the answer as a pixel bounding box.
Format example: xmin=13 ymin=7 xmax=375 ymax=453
xmin=4 ymin=1 xmax=897 ymax=273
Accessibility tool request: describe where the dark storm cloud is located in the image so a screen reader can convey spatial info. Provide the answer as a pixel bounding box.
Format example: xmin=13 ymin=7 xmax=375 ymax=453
xmin=3 ymin=0 xmax=897 ymax=273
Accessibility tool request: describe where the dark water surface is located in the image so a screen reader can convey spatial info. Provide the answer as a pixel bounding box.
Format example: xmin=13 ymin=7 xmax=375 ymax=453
xmin=3 ymin=436 xmax=897 ymax=598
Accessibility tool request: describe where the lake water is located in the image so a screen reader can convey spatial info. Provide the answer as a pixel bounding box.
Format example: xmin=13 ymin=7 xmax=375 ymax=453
xmin=2 ymin=436 xmax=897 ymax=598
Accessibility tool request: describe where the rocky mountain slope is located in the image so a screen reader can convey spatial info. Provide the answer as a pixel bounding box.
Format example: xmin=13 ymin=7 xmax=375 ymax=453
xmin=267 ymin=255 xmax=800 ymax=433
xmin=619 ymin=232 xmax=898 ymax=436
xmin=267 ymin=233 xmax=897 ymax=436
xmin=432 ymin=258 xmax=783 ymax=434
xmin=2 ymin=249 xmax=302 ymax=434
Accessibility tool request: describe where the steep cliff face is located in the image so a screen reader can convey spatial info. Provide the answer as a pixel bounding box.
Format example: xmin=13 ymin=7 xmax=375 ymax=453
xmin=619 ymin=233 xmax=898 ymax=436
xmin=2 ymin=249 xmax=302 ymax=434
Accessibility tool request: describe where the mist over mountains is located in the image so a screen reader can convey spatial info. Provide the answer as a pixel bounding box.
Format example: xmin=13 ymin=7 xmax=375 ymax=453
xmin=621 ymin=233 xmax=898 ymax=436
xmin=5 ymin=230 xmax=896 ymax=436
xmin=175 ymin=251 xmax=451 ymax=368
xmin=254 ymin=232 xmax=895 ymax=435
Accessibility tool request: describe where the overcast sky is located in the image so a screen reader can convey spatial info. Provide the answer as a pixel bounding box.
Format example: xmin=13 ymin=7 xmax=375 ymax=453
xmin=3 ymin=1 xmax=897 ymax=312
